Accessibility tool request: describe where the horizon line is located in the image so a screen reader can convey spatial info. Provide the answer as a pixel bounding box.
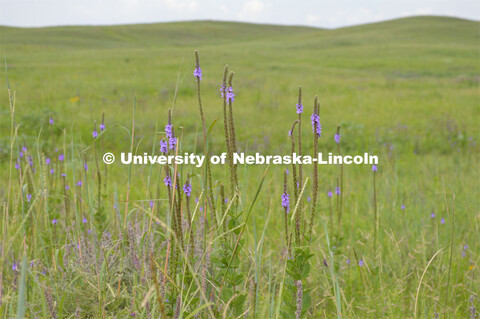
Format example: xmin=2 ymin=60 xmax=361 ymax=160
xmin=1 ymin=14 xmax=478 ymax=30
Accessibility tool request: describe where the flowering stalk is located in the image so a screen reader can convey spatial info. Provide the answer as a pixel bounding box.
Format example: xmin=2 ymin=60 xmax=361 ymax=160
xmin=372 ymin=164 xmax=377 ymax=252
xmin=282 ymin=170 xmax=290 ymax=252
xmin=227 ymin=71 xmax=239 ymax=201
xmin=335 ymin=125 xmax=343 ymax=245
xmin=308 ymin=96 xmax=319 ymax=242
xmin=296 ymin=87 xmax=303 ymax=245
xmin=289 ymin=120 xmax=299 ymax=208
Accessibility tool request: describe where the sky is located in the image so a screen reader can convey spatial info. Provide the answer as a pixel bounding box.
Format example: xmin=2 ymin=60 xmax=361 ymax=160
xmin=1 ymin=0 xmax=479 ymax=28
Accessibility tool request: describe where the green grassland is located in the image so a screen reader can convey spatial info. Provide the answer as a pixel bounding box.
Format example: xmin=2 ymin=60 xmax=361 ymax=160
xmin=0 ymin=15 xmax=479 ymax=317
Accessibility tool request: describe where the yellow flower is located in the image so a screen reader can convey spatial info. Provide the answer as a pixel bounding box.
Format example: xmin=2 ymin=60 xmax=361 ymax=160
xmin=70 ymin=96 xmax=80 ymax=103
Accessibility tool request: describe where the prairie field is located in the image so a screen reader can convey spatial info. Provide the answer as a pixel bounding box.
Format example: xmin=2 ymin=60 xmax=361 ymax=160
xmin=0 ymin=16 xmax=479 ymax=318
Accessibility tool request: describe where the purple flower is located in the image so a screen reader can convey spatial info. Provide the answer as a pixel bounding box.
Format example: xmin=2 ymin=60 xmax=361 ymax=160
xmin=52 ymin=218 xmax=57 ymax=225
xmin=288 ymin=130 xmax=292 ymax=136
xmin=165 ymin=124 xmax=173 ymax=138
xmin=225 ymin=198 xmax=228 ymax=203
xmin=26 ymin=194 xmax=32 ymax=202
xmin=84 ymin=163 xmax=88 ymax=171
xmin=441 ymin=218 xmax=445 ymax=224
xmin=462 ymin=251 xmax=466 ymax=258
xmin=281 ymin=192 xmax=290 ymax=212
xmin=168 ymin=137 xmax=176 ymax=150
xmin=164 ymin=175 xmax=172 ymax=188
xmin=226 ymin=86 xmax=235 ymax=103
xmin=431 ymin=212 xmax=435 ymax=218
xmin=358 ymin=260 xmax=364 ymax=267
xmin=100 ymin=123 xmax=106 ymax=131
xmin=159 ymin=139 xmax=167 ymax=153
xmin=372 ymin=165 xmax=377 ymax=172
xmin=328 ymin=190 xmax=333 ymax=198
xmin=464 ymin=244 xmax=468 ymax=250
xmin=193 ymin=66 xmax=202 ymax=80
xmin=183 ymin=182 xmax=192 ymax=197
xmin=19 ymin=151 xmax=23 ymax=158
xmin=334 ymin=133 xmax=340 ymax=144
xmin=15 ymin=161 xmax=20 ymax=170
xmin=335 ymin=187 xmax=340 ymax=195
xmin=61 ymin=173 xmax=66 ymax=177
xmin=46 ymin=158 xmax=51 ymax=165
xmin=49 ymin=117 xmax=54 ymax=125
xmin=149 ymin=200 xmax=154 ymax=208
xmin=22 ymin=146 xmax=27 ymax=152
xmin=310 ymin=113 xmax=321 ymax=137
xmin=346 ymin=259 xmax=351 ymax=265
xmin=12 ymin=262 xmax=18 ymax=271
xmin=83 ymin=217 xmax=87 ymax=224
xmin=220 ymin=85 xmax=225 ymax=98
xmin=58 ymin=154 xmax=64 ymax=161
xmin=65 ymin=185 xmax=69 ymax=190
xmin=401 ymin=204 xmax=405 ymax=210
xmin=50 ymin=168 xmax=54 ymax=174
xmin=77 ymin=180 xmax=82 ymax=186
xmin=296 ymin=103 xmax=303 ymax=114
xmin=307 ymin=196 xmax=311 ymax=202
xmin=93 ymin=130 xmax=98 ymax=138
xmin=195 ymin=198 xmax=199 ymax=204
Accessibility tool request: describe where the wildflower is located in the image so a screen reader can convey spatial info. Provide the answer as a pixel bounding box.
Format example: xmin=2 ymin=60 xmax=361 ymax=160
xmin=193 ymin=66 xmax=202 ymax=81
xmin=431 ymin=212 xmax=435 ymax=218
xmin=15 ymin=161 xmax=20 ymax=170
xmin=335 ymin=187 xmax=340 ymax=195
xmin=58 ymin=154 xmax=64 ymax=161
xmin=52 ymin=219 xmax=57 ymax=225
xmin=165 ymin=124 xmax=173 ymax=138
xmin=359 ymin=259 xmax=364 ymax=267
xmin=307 ymin=196 xmax=311 ymax=202
xmin=296 ymin=103 xmax=303 ymax=114
xmin=12 ymin=262 xmax=18 ymax=271
xmin=27 ymin=194 xmax=32 ymax=202
xmin=92 ymin=129 xmax=98 ymax=138
xmin=310 ymin=113 xmax=321 ymax=137
xmin=61 ymin=173 xmax=66 ymax=177
xmin=288 ymin=130 xmax=292 ymax=136
xmin=328 ymin=190 xmax=333 ymax=198
xmin=49 ymin=117 xmax=54 ymax=125
xmin=281 ymin=192 xmax=290 ymax=212
xmin=19 ymin=151 xmax=23 ymax=158
xmin=100 ymin=123 xmax=105 ymax=131
xmin=83 ymin=217 xmax=87 ymax=224
xmin=77 ymin=180 xmax=82 ymax=186
xmin=88 ymin=229 xmax=92 ymax=234
xmin=441 ymin=218 xmax=445 ymax=224
xmin=50 ymin=168 xmax=54 ymax=174
xmin=346 ymin=259 xmax=351 ymax=265
xmin=84 ymin=163 xmax=88 ymax=171
xmin=226 ymin=86 xmax=235 ymax=103
xmin=164 ymin=175 xmax=172 ymax=188
xmin=334 ymin=133 xmax=341 ymax=144
xmin=195 ymin=198 xmax=199 ymax=204
xmin=372 ymin=165 xmax=377 ymax=172
xmin=65 ymin=185 xmax=69 ymax=190
xmin=401 ymin=204 xmax=405 ymax=210
xmin=159 ymin=139 xmax=167 ymax=153
xmin=22 ymin=146 xmax=27 ymax=152
xmin=225 ymin=198 xmax=228 ymax=203
xmin=183 ymin=182 xmax=192 ymax=197
xmin=168 ymin=136 xmax=176 ymax=150
xmin=46 ymin=158 xmax=51 ymax=165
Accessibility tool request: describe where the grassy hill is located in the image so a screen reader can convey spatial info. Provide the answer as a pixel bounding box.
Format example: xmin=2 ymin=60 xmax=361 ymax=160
xmin=0 ymin=16 xmax=479 ymax=317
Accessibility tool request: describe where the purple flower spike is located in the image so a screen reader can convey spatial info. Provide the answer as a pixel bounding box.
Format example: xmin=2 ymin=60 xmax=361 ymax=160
xmin=183 ymin=182 xmax=192 ymax=197
xmin=431 ymin=212 xmax=435 ymax=218
xmin=164 ymin=175 xmax=172 ymax=188
xmin=93 ymin=130 xmax=98 ymax=138
xmin=372 ymin=165 xmax=377 ymax=172
xmin=149 ymin=200 xmax=154 ymax=208
xmin=401 ymin=204 xmax=405 ymax=210
xmin=84 ymin=163 xmax=88 ymax=171
xmin=100 ymin=123 xmax=105 ymax=131
xmin=359 ymin=260 xmax=364 ymax=267
xmin=65 ymin=185 xmax=69 ymax=190
xmin=52 ymin=218 xmax=57 ymax=225
xmin=46 ymin=158 xmax=51 ymax=165
xmin=334 ymin=133 xmax=341 ymax=144
xmin=346 ymin=259 xmax=351 ymax=265
xmin=15 ymin=161 xmax=20 ymax=170
xmin=12 ymin=262 xmax=18 ymax=271
xmin=441 ymin=218 xmax=445 ymax=224
xmin=296 ymin=103 xmax=303 ymax=114
xmin=226 ymin=86 xmax=235 ymax=103
xmin=328 ymin=190 xmax=333 ymax=198
xmin=22 ymin=146 xmax=27 ymax=152
xmin=310 ymin=113 xmax=321 ymax=137
xmin=83 ymin=217 xmax=87 ymax=224
xmin=335 ymin=187 xmax=340 ymax=195
xmin=50 ymin=168 xmax=54 ymax=174
xmin=19 ymin=151 xmax=23 ymax=158
xmin=77 ymin=180 xmax=82 ymax=186
xmin=49 ymin=117 xmax=54 ymax=125
xmin=193 ymin=66 xmax=202 ymax=81
xmin=59 ymin=154 xmax=64 ymax=161
xmin=159 ymin=139 xmax=167 ymax=153
xmin=27 ymin=194 xmax=32 ymax=202
xmin=281 ymin=192 xmax=290 ymax=212
xmin=168 ymin=137 xmax=176 ymax=150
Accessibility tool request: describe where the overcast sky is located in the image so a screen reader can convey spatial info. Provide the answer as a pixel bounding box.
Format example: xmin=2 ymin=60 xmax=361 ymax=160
xmin=1 ymin=0 xmax=478 ymax=28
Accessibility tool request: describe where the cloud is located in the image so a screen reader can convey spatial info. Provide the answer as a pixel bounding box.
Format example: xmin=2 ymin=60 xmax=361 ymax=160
xmin=238 ymin=0 xmax=265 ymax=21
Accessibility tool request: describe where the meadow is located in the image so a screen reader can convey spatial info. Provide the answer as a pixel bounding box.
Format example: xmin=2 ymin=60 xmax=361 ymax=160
xmin=0 ymin=15 xmax=479 ymax=317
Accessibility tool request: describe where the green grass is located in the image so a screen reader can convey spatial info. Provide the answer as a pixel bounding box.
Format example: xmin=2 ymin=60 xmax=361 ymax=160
xmin=0 ymin=15 xmax=479 ymax=317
